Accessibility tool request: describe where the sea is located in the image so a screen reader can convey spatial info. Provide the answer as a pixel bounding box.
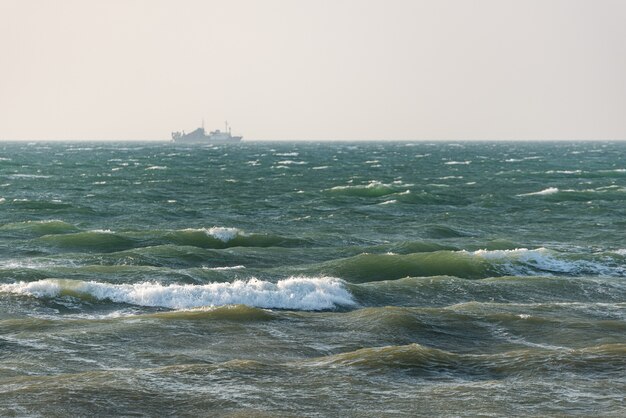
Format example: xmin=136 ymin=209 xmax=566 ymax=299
xmin=0 ymin=140 xmax=624 ymax=417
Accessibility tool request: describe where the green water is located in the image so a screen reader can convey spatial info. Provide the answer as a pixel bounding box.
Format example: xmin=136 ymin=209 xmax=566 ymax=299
xmin=0 ymin=141 xmax=625 ymax=416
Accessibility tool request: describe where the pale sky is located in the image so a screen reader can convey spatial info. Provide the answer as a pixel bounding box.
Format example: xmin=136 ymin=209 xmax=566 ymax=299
xmin=1 ymin=0 xmax=625 ymax=141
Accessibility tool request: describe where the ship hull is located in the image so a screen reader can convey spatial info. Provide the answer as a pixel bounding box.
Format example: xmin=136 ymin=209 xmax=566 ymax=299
xmin=172 ymin=137 xmax=242 ymax=144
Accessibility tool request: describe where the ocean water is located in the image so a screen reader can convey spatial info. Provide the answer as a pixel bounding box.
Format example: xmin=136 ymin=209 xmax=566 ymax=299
xmin=0 ymin=141 xmax=624 ymax=416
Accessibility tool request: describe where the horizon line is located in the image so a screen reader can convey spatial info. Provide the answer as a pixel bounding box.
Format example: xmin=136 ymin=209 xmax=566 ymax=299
xmin=1 ymin=138 xmax=626 ymax=143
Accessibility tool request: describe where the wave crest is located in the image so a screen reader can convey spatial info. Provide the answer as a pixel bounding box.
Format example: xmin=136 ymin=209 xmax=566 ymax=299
xmin=327 ymin=181 xmax=400 ymax=197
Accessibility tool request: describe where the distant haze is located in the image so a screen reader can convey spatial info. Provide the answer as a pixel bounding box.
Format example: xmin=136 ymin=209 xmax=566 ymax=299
xmin=1 ymin=0 xmax=625 ymax=141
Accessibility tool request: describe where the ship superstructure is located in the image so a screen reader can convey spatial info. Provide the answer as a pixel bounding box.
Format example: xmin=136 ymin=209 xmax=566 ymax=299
xmin=172 ymin=121 xmax=242 ymax=143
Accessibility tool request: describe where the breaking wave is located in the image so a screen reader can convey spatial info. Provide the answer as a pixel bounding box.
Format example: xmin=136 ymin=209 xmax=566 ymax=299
xmin=0 ymin=277 xmax=355 ymax=311
xmin=327 ymin=181 xmax=402 ymax=197
xmin=165 ymin=227 xmax=302 ymax=248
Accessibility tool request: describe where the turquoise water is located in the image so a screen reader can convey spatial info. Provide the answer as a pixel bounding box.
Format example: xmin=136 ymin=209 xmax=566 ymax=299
xmin=0 ymin=141 xmax=624 ymax=416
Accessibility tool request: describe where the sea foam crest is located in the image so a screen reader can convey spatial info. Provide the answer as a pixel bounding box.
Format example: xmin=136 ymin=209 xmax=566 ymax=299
xmin=328 ymin=181 xmax=412 ymax=197
xmin=206 ymin=227 xmax=241 ymax=242
xmin=469 ymin=248 xmax=624 ymax=276
xmin=0 ymin=277 xmax=355 ymax=310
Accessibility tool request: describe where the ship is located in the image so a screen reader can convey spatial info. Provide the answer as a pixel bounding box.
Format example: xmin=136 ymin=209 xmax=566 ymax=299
xmin=171 ymin=121 xmax=242 ymax=143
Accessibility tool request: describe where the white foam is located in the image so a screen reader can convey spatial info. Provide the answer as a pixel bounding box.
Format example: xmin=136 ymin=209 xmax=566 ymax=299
xmin=145 ymin=166 xmax=168 ymax=170
xmin=207 ymin=265 xmax=246 ymax=270
xmin=444 ymin=161 xmax=471 ymax=165
xmin=183 ymin=227 xmax=243 ymax=242
xmin=277 ymin=160 xmax=307 ymax=165
xmin=0 ymin=259 xmax=63 ymax=269
xmin=205 ymin=227 xmax=241 ymax=242
xmin=517 ymin=187 xmax=559 ymax=196
xmin=9 ymin=174 xmax=52 ymax=179
xmin=330 ymin=180 xmax=408 ymax=192
xmin=545 ymin=170 xmax=582 ymax=174
xmin=0 ymin=277 xmax=355 ymax=310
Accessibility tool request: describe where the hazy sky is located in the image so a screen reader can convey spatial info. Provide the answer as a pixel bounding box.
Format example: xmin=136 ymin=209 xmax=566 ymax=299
xmin=1 ymin=0 xmax=625 ymax=140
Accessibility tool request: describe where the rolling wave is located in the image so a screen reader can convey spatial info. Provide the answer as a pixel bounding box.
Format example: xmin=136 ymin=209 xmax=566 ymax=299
xmin=351 ymin=275 xmax=626 ymax=307
xmin=305 ymin=343 xmax=626 ymax=376
xmin=317 ymin=248 xmax=626 ymax=282
xmin=37 ymin=230 xmax=136 ymax=252
xmin=147 ymin=304 xmax=276 ymax=321
xmin=0 ymin=220 xmax=79 ymax=236
xmin=30 ymin=226 xmax=304 ymax=252
xmin=164 ymin=227 xmax=303 ymax=248
xmin=518 ymin=187 xmax=626 ymax=201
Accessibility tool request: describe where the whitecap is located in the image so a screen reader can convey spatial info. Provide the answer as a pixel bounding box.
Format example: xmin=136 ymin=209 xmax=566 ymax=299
xmin=444 ymin=161 xmax=471 ymax=165
xmin=517 ymin=187 xmax=559 ymax=196
xmin=545 ymin=170 xmax=582 ymax=174
xmin=206 ymin=265 xmax=246 ymax=271
xmin=277 ymin=160 xmax=307 ymax=165
xmin=9 ymin=174 xmax=52 ymax=179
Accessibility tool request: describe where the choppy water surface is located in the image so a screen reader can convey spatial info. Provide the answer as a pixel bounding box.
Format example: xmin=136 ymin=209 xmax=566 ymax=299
xmin=0 ymin=141 xmax=625 ymax=416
